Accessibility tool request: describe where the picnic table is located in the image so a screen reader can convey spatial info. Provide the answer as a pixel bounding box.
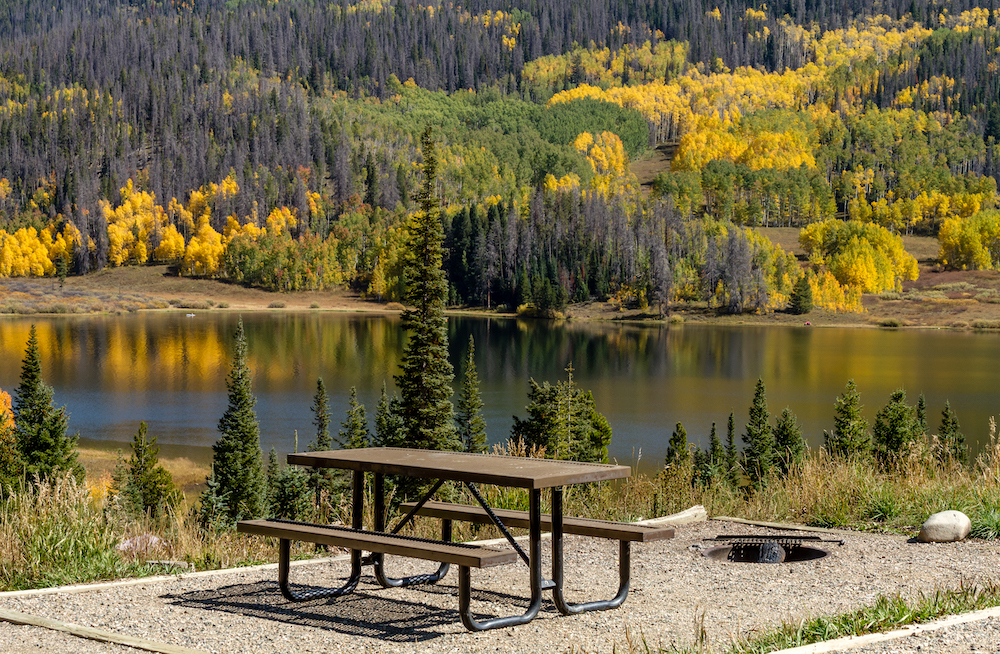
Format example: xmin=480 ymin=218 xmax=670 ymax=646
xmin=238 ymin=447 xmax=673 ymax=631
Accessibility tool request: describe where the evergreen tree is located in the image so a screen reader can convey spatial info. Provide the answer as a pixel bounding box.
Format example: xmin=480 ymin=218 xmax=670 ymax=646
xmin=338 ymin=387 xmax=370 ymax=449
xmin=725 ymin=412 xmax=738 ymax=485
xmin=307 ymin=378 xmax=337 ymax=513
xmin=665 ymin=422 xmax=690 ymax=467
xmin=824 ymin=379 xmax=871 ymax=457
xmin=13 ymin=325 xmax=83 ymax=482
xmin=872 ymin=388 xmax=919 ymax=463
xmin=111 ymin=421 xmax=178 ymax=519
xmin=456 ymin=336 xmax=488 ymax=453
xmin=266 ymin=447 xmax=311 ymax=520
xmin=709 ymin=422 xmax=724 ymax=466
xmin=205 ymin=318 xmax=266 ymax=522
xmin=916 ymin=393 xmax=928 ymax=436
xmin=395 ymin=126 xmax=458 ymax=452
xmin=789 ymin=274 xmax=813 ymax=314
xmin=374 ymin=383 xmax=404 ymax=448
xmin=937 ymin=401 xmax=967 ymax=464
xmin=742 ymin=378 xmax=774 ymax=486
xmin=511 ymin=374 xmax=612 ymax=463
xmin=773 ymin=408 xmax=806 ymax=476
xmin=196 ymin=465 xmax=232 ymax=532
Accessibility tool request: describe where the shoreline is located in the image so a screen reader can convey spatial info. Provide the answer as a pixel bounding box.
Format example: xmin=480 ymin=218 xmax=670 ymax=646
xmin=5 ymin=262 xmax=1000 ymax=331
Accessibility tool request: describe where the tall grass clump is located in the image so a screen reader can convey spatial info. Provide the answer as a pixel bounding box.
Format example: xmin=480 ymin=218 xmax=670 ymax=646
xmin=0 ymin=474 xmax=154 ymax=590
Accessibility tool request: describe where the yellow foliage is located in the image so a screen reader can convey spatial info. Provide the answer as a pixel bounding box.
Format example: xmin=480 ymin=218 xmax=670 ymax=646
xmin=938 ymin=210 xmax=1000 ymax=270
xmin=0 ymin=387 xmax=12 ymax=433
xmin=181 ymin=216 xmax=224 ymax=277
xmin=800 ymin=220 xmax=917 ymax=295
xmin=572 ymin=131 xmax=636 ymax=198
xmin=153 ymin=223 xmax=186 ymax=262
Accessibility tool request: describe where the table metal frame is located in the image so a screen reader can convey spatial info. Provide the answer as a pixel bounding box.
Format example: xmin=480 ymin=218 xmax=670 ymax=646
xmin=283 ymin=447 xmax=632 ymax=631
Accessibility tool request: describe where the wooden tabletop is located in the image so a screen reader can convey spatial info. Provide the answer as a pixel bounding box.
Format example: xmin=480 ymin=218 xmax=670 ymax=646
xmin=287 ymin=447 xmax=630 ymax=489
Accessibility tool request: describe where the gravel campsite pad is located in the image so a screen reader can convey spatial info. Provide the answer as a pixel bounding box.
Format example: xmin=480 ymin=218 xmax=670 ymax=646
xmin=1 ymin=520 xmax=999 ymax=654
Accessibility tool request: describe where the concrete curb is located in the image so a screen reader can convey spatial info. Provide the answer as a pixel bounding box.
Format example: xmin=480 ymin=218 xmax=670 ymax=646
xmin=770 ymin=605 xmax=1000 ymax=653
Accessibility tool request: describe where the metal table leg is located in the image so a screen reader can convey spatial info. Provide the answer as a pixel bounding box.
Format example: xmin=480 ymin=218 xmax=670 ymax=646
xmin=459 ymin=488 xmax=543 ymax=631
xmin=550 ymin=487 xmax=630 ymax=615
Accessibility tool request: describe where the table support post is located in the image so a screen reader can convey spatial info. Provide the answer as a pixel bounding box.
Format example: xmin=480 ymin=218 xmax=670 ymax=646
xmin=373 ymin=473 xmax=450 ymax=588
xmin=459 ymin=488 xmax=543 ymax=631
xmin=551 ymin=487 xmax=631 ymax=615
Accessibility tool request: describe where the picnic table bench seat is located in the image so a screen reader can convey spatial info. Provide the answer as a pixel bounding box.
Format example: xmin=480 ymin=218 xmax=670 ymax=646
xmin=237 ymin=518 xmax=517 ymax=605
xmin=398 ymin=501 xmax=675 ymax=542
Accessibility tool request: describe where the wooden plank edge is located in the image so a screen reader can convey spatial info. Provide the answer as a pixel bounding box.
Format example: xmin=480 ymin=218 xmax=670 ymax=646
xmin=712 ymin=515 xmax=854 ymax=536
xmin=636 ymin=505 xmax=708 ymax=527
xmin=0 ymin=608 xmax=208 ymax=654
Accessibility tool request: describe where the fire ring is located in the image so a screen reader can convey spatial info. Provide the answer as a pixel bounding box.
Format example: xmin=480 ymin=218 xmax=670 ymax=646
xmin=702 ymin=534 xmax=840 ymax=563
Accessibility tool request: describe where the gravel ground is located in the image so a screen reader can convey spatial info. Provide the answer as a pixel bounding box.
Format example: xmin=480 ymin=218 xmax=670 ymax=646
xmin=1 ymin=520 xmax=999 ymax=654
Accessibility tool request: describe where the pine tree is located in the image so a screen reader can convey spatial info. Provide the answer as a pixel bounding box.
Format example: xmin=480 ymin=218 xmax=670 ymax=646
xmin=725 ymin=412 xmax=738 ymax=485
xmin=824 ymin=379 xmax=870 ymax=457
xmin=872 ymin=388 xmax=918 ymax=463
xmin=14 ymin=325 xmax=83 ymax=482
xmin=307 ymin=378 xmax=337 ymax=514
xmin=742 ymin=378 xmax=774 ymax=486
xmin=665 ymin=422 xmax=690 ymax=467
xmin=196 ymin=465 xmax=232 ymax=532
xmin=374 ymin=383 xmax=404 ymax=448
xmin=789 ymin=273 xmax=813 ymax=314
xmin=937 ymin=401 xmax=967 ymax=465
xmin=456 ymin=336 xmax=487 ymax=453
xmin=205 ymin=318 xmax=265 ymax=522
xmin=111 ymin=421 xmax=178 ymax=519
xmin=395 ymin=126 xmax=458 ymax=453
xmin=338 ymin=387 xmax=370 ymax=449
xmin=266 ymin=447 xmax=311 ymax=520
xmin=511 ymin=375 xmax=612 ymax=463
xmin=773 ymin=408 xmax=806 ymax=476
xmin=916 ymin=393 xmax=928 ymax=436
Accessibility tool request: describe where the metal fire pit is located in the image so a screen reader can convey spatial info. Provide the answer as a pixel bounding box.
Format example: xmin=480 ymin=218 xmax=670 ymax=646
xmin=703 ymin=534 xmax=841 ymax=563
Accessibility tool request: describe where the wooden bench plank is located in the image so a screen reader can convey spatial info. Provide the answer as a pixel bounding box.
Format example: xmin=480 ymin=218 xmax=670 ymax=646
xmin=237 ymin=519 xmax=517 ymax=568
xmin=399 ymin=501 xmax=674 ymax=542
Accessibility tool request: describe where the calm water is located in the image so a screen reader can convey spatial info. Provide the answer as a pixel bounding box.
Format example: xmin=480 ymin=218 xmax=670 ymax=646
xmin=1 ymin=313 xmax=999 ymax=471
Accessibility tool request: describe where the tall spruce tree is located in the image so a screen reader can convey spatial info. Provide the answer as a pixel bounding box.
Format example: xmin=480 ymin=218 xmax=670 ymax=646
xmin=374 ymin=383 xmax=404 ymax=448
xmin=725 ymin=412 xmax=738 ymax=485
xmin=395 ymin=126 xmax=458 ymax=452
xmin=338 ymin=387 xmax=370 ymax=449
xmin=307 ymin=378 xmax=337 ymax=514
xmin=872 ymin=388 xmax=919 ymax=463
xmin=824 ymin=379 xmax=870 ymax=457
xmin=14 ymin=325 xmax=83 ymax=482
xmin=773 ymin=408 xmax=806 ymax=476
xmin=742 ymin=378 xmax=775 ymax=486
xmin=665 ymin=422 xmax=690 ymax=467
xmin=456 ymin=336 xmax=488 ymax=453
xmin=205 ymin=318 xmax=266 ymax=522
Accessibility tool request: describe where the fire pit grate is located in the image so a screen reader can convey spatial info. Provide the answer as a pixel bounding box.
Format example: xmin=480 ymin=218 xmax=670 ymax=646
xmin=703 ymin=534 xmax=842 ymax=563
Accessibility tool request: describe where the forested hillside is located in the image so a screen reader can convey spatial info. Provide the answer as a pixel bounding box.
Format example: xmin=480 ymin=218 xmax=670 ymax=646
xmin=0 ymin=0 xmax=998 ymax=314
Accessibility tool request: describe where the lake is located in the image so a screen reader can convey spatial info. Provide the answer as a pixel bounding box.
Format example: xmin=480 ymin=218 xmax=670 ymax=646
xmin=1 ymin=313 xmax=998 ymax=472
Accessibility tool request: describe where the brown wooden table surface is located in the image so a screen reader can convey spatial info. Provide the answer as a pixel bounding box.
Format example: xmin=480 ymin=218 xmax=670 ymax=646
xmin=287 ymin=447 xmax=631 ymax=489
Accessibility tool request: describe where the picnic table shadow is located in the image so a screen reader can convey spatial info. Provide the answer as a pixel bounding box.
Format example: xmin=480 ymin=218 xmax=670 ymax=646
xmin=162 ymin=577 xmax=546 ymax=641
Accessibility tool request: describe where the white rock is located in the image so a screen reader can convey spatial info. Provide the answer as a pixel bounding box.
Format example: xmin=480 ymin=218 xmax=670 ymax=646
xmin=918 ymin=510 xmax=971 ymax=543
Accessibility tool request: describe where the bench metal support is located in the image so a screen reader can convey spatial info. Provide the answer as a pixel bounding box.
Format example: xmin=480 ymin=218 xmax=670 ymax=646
xmin=276 ymin=470 xmax=366 ymax=601
xmin=458 ymin=488 xmax=543 ymax=631
xmin=371 ymin=472 xmax=452 ymax=588
xmin=550 ymin=488 xmax=630 ymax=615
